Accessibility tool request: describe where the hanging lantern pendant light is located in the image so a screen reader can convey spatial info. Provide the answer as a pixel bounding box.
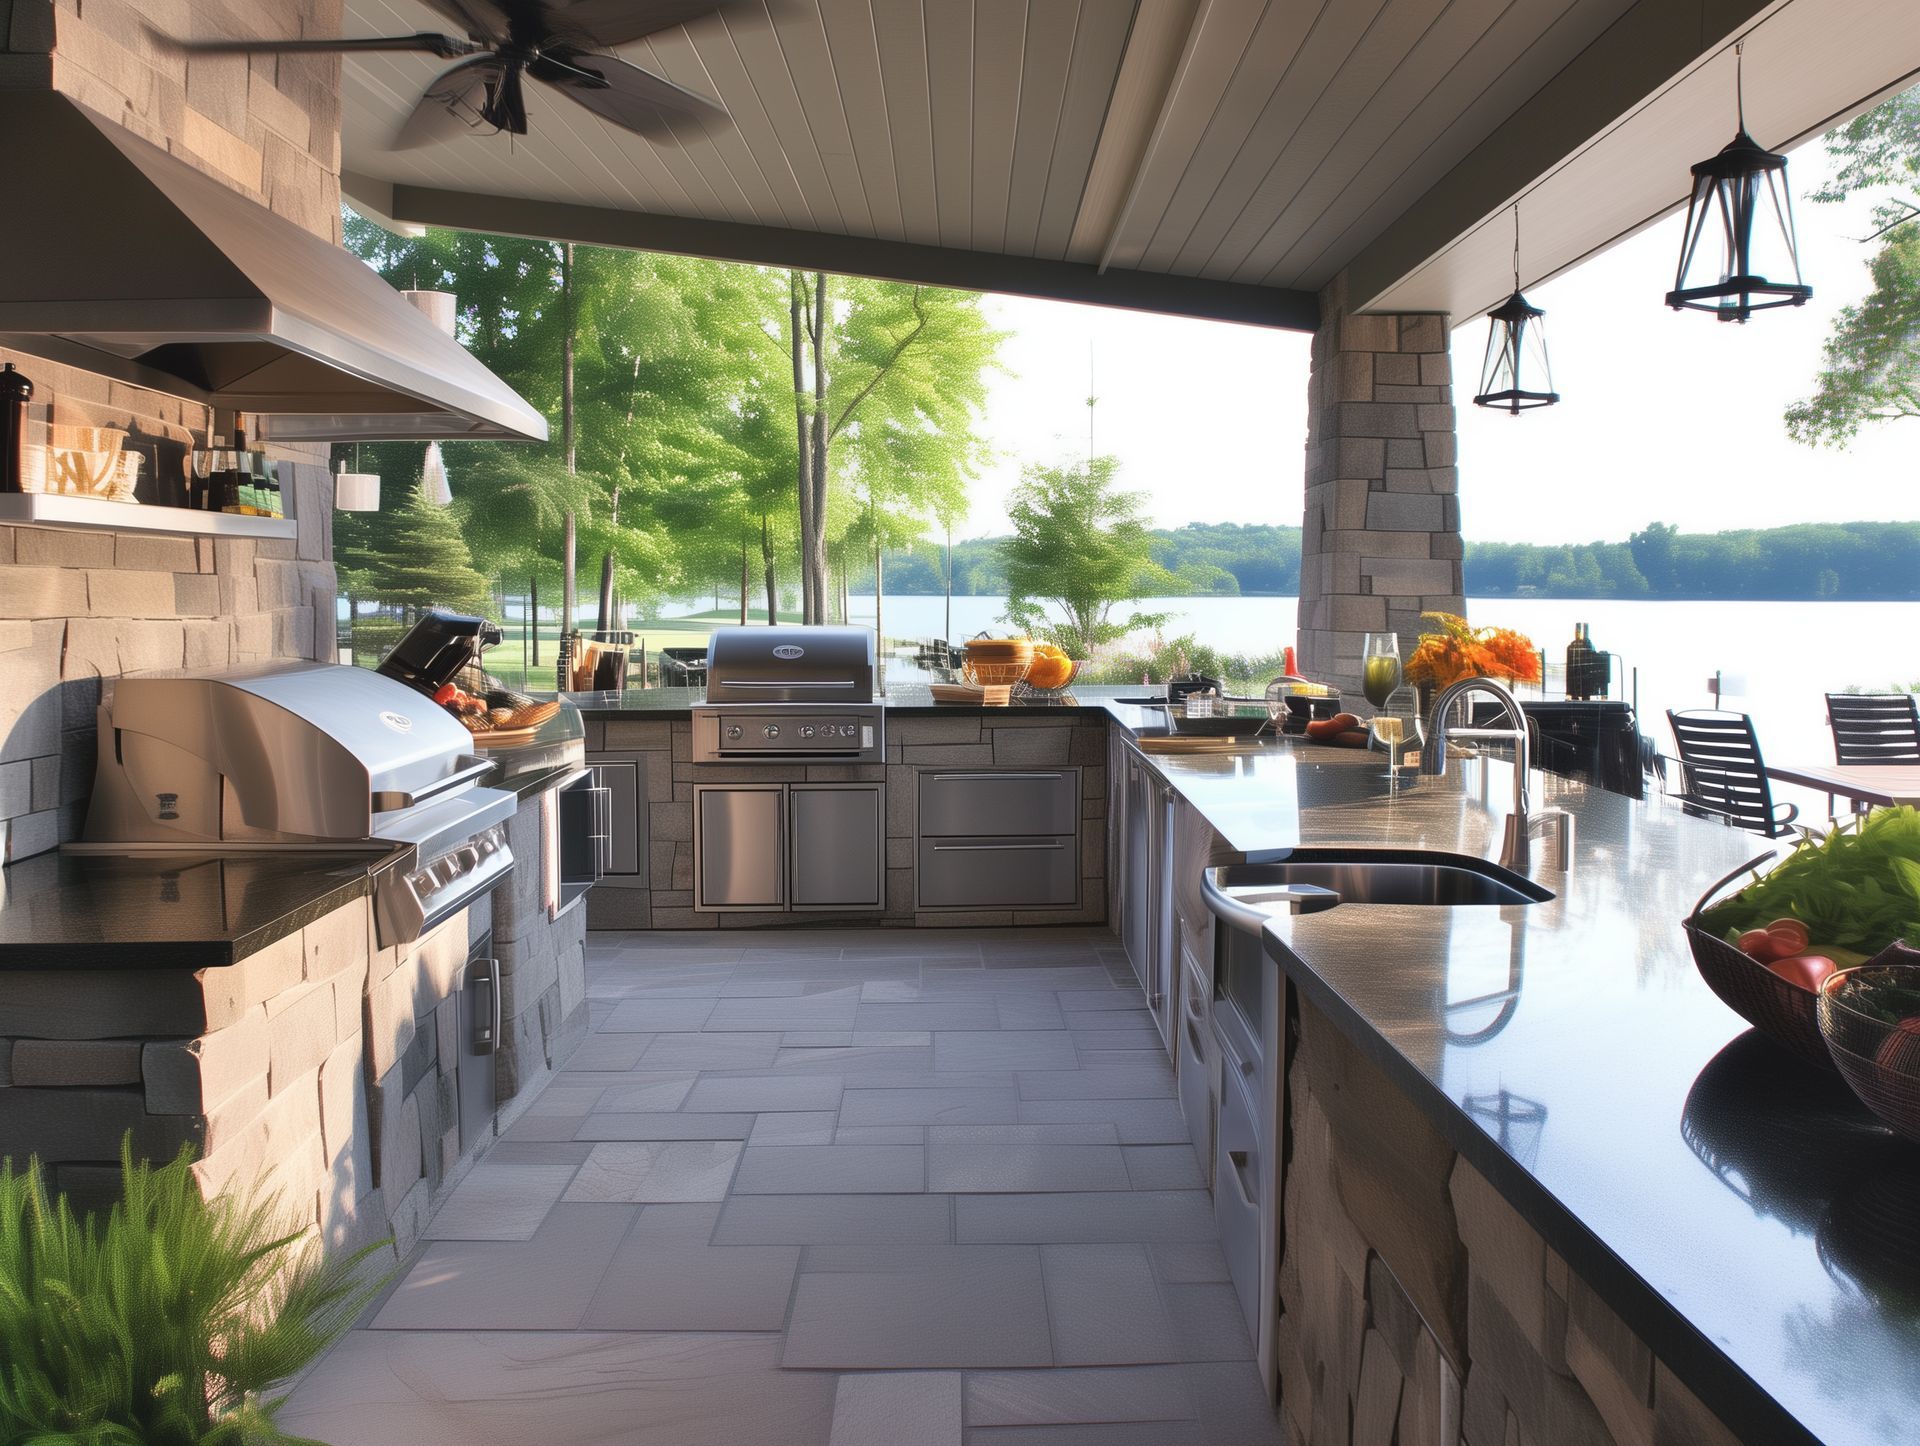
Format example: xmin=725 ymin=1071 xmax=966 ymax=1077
xmin=1666 ymin=41 xmax=1812 ymax=322
xmin=1473 ymin=205 xmax=1559 ymax=415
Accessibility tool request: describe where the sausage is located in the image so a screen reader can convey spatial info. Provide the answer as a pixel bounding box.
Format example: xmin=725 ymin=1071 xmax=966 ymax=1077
xmin=1304 ymin=712 xmax=1360 ymax=740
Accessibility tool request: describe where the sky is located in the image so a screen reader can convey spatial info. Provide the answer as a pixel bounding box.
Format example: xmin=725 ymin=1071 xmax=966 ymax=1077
xmin=960 ymin=135 xmax=1912 ymax=546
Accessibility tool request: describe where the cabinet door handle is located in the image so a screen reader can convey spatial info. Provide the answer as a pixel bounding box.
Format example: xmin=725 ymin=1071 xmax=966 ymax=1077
xmin=930 ymin=841 xmax=1065 ymax=851
xmin=1228 ymin=1148 xmax=1258 ymax=1208
xmin=1186 ymin=992 xmax=1205 ymax=1020
xmin=932 ymin=772 xmax=1066 ymax=782
xmin=1185 ymin=1017 xmax=1207 ymax=1056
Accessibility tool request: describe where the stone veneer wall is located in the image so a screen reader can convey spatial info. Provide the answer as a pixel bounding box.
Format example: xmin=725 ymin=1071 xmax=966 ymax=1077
xmin=0 ymin=898 xmax=467 ymax=1259
xmin=586 ymin=712 xmax=1109 ymax=930
xmin=1277 ymin=996 xmax=1741 ymax=1446
xmin=495 ymin=791 xmax=590 ymax=1099
xmin=1297 ymin=272 xmax=1464 ymax=694
xmin=0 ymin=0 xmax=343 ymax=863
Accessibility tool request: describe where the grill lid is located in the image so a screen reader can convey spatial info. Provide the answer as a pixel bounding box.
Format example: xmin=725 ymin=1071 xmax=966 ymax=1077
xmin=704 ymin=626 xmax=875 ymax=703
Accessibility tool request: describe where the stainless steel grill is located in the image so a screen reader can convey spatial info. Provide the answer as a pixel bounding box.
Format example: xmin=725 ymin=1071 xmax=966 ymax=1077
xmin=76 ymin=661 xmax=519 ymax=947
xmin=692 ymin=626 xmax=884 ymax=764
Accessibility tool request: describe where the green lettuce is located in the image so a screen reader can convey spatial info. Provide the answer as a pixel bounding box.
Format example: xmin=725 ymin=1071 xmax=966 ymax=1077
xmin=1700 ymin=806 xmax=1920 ymax=952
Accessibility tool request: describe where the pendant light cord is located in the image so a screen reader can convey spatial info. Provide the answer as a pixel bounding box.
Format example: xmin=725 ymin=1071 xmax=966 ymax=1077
xmin=1735 ymin=40 xmax=1746 ymax=132
xmin=1511 ymin=204 xmax=1521 ymax=293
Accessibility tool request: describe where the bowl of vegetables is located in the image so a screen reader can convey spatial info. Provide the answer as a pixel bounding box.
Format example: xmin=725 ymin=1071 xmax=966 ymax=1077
xmin=1818 ymin=964 xmax=1920 ymax=1143
xmin=1686 ymin=809 xmax=1920 ymax=1069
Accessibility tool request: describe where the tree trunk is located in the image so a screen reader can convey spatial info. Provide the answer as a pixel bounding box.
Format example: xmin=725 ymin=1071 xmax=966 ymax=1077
xmin=761 ymin=514 xmax=779 ymax=625
xmin=789 ymin=272 xmax=816 ymax=624
xmin=872 ymin=527 xmax=884 ymax=693
xmin=807 ymin=271 xmax=830 ymax=622
xmin=944 ymin=526 xmax=953 ymax=644
xmin=561 ymin=242 xmax=577 ymax=637
xmin=529 ymin=577 xmax=540 ymax=666
xmin=738 ymin=541 xmax=749 ymax=625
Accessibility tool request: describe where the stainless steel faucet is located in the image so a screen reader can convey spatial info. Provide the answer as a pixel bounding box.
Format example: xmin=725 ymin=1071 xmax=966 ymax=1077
xmin=1418 ymin=676 xmax=1571 ymax=872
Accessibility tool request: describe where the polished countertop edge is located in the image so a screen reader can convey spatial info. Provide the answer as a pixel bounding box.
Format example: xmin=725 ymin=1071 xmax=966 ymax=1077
xmin=569 ymin=686 xmax=1170 ymax=719
xmin=0 ymin=855 xmax=378 ymax=970
xmin=1263 ymin=923 xmax=1816 ymax=1446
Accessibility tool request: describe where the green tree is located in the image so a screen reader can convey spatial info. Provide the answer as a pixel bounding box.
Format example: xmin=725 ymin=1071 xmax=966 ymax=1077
xmin=1000 ymin=457 xmax=1172 ymax=656
xmin=1788 ymin=86 xmax=1920 ymax=444
xmin=786 ymin=274 xmax=1002 ymax=622
xmin=361 ymin=482 xmax=494 ymax=617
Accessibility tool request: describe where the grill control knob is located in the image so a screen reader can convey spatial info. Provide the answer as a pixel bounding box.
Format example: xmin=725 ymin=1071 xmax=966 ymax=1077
xmin=840 ymin=723 xmax=857 ymax=738
xmin=725 ymin=724 xmax=743 ymax=740
xmin=799 ymin=725 xmax=816 ymax=739
xmin=764 ymin=724 xmax=781 ymax=739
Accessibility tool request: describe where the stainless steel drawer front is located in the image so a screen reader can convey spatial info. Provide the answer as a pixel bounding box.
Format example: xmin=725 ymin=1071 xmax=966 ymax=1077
xmin=1214 ymin=1060 xmax=1263 ymax=1341
xmin=915 ymin=834 xmax=1078 ymax=910
xmin=918 ymin=769 xmax=1078 ymax=837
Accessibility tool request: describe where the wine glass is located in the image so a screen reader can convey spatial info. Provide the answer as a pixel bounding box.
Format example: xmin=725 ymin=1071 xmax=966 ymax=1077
xmin=1371 ymin=685 xmax=1425 ymax=786
xmin=1362 ymin=632 xmax=1402 ymax=709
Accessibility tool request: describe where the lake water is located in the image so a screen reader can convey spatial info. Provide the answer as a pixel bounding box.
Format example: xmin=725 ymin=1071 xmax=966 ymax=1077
xmin=755 ymin=593 xmax=1909 ymax=796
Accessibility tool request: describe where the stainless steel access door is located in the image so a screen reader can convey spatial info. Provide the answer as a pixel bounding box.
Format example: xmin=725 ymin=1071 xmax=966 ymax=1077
xmin=694 ymin=784 xmax=786 ymax=910
xmin=789 ymin=783 xmax=884 ymax=910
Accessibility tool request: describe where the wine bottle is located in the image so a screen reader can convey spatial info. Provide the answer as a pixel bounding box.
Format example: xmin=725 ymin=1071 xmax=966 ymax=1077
xmin=1566 ymin=623 xmax=1593 ymax=700
xmin=1585 ymin=624 xmax=1609 ymax=700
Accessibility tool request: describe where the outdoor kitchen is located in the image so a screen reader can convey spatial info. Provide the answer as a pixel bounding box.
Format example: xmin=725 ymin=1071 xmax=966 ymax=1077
xmin=2 ymin=2 xmax=1920 ymax=1445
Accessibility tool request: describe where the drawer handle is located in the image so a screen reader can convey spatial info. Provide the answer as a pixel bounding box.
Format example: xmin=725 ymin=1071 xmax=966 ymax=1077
xmin=931 ymin=772 xmax=1066 ymax=782
xmin=930 ymin=841 xmax=1066 ymax=852
xmin=1185 ymin=1016 xmax=1206 ymax=1056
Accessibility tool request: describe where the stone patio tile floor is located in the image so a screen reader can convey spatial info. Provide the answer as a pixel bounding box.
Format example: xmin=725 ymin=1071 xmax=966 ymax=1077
xmin=279 ymin=928 xmax=1286 ymax=1445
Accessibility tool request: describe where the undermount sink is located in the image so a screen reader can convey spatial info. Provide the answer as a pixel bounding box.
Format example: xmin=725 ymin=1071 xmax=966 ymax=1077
xmin=1203 ymin=850 xmax=1552 ymax=929
xmin=1114 ymin=696 xmax=1170 ymax=705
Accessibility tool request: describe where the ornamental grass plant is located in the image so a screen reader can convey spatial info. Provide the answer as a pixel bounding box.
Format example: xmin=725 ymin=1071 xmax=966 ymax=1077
xmin=0 ymin=1141 xmax=386 ymax=1446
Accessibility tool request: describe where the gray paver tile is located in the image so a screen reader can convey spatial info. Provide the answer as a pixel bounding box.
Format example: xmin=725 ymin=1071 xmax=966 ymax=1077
xmin=782 ymin=1245 xmax=1050 ymax=1368
xmin=424 ymin=1162 xmax=578 ymax=1240
xmin=732 ymin=1145 xmax=926 ymax=1194
xmin=374 ymin=1205 xmax=636 ymax=1330
xmin=830 ymin=1372 xmax=962 ymax=1446
xmin=1042 ymin=1244 xmax=1177 ymax=1364
xmin=928 ymin=1143 xmax=1129 ymax=1193
xmin=563 ymin=1141 xmax=743 ymax=1203
xmin=965 ymin=1365 xmax=1197 ymax=1426
xmin=934 ymin=1030 xmax=1079 ymax=1071
xmin=713 ymin=1194 xmax=952 ymax=1246
xmin=840 ymin=1086 xmax=1019 ymax=1126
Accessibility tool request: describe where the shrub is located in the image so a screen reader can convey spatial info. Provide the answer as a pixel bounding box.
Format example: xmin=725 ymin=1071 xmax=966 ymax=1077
xmin=1079 ymin=633 xmax=1289 ymax=693
xmin=0 ymin=1141 xmax=386 ymax=1445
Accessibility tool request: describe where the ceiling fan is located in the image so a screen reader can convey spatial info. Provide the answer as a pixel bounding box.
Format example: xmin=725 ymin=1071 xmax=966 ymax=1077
xmin=162 ymin=1 xmax=734 ymax=149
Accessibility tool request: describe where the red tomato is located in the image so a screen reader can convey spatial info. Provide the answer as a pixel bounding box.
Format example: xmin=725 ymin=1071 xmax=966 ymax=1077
xmin=1738 ymin=929 xmax=1788 ymax=962
xmin=433 ymin=683 xmax=458 ymax=705
xmin=1875 ymin=1016 xmax=1920 ymax=1076
xmin=1765 ymin=918 xmax=1811 ymax=953
xmin=1764 ymin=954 xmax=1837 ymax=993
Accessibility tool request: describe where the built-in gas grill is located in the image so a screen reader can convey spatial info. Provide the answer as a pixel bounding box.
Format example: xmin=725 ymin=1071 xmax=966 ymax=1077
xmin=75 ymin=661 xmax=517 ymax=948
xmin=692 ymin=626 xmax=884 ymax=765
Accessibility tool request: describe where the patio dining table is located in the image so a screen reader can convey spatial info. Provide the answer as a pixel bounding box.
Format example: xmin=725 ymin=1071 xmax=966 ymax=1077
xmin=1763 ymin=761 xmax=1920 ymax=808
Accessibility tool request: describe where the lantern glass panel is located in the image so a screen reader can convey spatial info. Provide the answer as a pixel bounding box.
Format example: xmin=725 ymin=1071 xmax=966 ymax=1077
xmin=1667 ymin=134 xmax=1811 ymax=321
xmin=1472 ymin=293 xmax=1558 ymax=413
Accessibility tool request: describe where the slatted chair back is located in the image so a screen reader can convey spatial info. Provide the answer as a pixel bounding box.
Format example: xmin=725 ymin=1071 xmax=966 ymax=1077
xmin=1826 ymin=693 xmax=1920 ymax=766
xmin=1667 ymin=710 xmax=1798 ymax=838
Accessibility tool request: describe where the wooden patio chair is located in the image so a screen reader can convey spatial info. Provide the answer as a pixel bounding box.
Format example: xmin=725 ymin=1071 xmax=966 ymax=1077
xmin=1666 ymin=709 xmax=1800 ymax=838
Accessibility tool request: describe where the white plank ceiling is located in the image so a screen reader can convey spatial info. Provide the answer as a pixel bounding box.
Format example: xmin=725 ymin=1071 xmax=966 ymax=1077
xmin=339 ymin=0 xmax=1632 ymax=287
xmin=336 ymin=0 xmax=1920 ymax=316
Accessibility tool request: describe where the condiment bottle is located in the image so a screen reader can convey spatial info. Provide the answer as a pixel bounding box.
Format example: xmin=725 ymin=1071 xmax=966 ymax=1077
xmin=0 ymin=363 xmax=31 ymax=494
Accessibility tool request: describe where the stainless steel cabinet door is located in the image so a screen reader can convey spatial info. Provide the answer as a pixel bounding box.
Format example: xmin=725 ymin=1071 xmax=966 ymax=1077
xmin=790 ymin=784 xmax=884 ymax=909
xmin=694 ymin=785 xmax=785 ymax=911
xmin=585 ymin=752 xmax=649 ymax=882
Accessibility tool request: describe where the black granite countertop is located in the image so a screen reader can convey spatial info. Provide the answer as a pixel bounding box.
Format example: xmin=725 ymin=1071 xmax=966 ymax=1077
xmin=1105 ymin=725 xmax=1910 ymax=1445
xmin=0 ymin=848 xmax=382 ymax=969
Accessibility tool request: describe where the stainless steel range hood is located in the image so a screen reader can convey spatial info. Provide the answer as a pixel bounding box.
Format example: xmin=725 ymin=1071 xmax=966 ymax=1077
xmin=0 ymin=92 xmax=547 ymax=443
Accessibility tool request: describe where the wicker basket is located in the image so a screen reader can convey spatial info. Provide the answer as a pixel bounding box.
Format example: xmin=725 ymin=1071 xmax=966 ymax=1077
xmin=1012 ymin=659 xmax=1083 ymax=700
xmin=1819 ymin=957 xmax=1920 ymax=1142
xmin=1685 ymin=853 xmax=1835 ymax=1071
xmin=962 ymin=638 xmax=1033 ymax=687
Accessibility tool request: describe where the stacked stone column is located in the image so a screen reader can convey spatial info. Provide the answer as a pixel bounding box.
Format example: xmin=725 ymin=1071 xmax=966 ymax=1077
xmin=1298 ymin=273 xmax=1464 ymax=693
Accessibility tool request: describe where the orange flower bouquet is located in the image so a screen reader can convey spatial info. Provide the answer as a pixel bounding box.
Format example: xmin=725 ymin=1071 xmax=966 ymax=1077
xmin=1403 ymin=612 xmax=1542 ymax=691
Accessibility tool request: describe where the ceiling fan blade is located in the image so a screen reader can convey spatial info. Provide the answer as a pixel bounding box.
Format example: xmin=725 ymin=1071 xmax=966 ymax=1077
xmin=161 ymin=30 xmax=482 ymax=59
xmin=393 ymin=55 xmax=508 ymax=149
xmin=539 ymin=50 xmax=726 ymax=137
xmin=414 ymin=0 xmax=510 ymax=41
xmin=535 ymin=0 xmax=732 ymax=50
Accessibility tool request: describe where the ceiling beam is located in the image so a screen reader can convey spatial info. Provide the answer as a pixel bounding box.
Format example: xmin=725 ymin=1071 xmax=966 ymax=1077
xmin=1343 ymin=0 xmax=1779 ymax=314
xmin=357 ymin=180 xmax=1320 ymax=331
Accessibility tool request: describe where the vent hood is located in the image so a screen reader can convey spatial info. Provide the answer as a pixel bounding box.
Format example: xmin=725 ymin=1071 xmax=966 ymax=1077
xmin=0 ymin=92 xmax=547 ymax=443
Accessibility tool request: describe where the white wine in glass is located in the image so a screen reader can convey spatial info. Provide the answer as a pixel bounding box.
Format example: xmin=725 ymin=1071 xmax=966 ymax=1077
xmin=1361 ymin=632 xmax=1402 ymax=708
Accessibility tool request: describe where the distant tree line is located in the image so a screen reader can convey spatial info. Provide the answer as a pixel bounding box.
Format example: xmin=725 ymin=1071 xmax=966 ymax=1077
xmin=847 ymin=520 xmax=1920 ymax=601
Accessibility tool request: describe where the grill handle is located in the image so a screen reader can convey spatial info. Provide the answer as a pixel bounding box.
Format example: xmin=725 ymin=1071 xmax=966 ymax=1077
xmin=372 ymin=755 xmax=496 ymax=813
